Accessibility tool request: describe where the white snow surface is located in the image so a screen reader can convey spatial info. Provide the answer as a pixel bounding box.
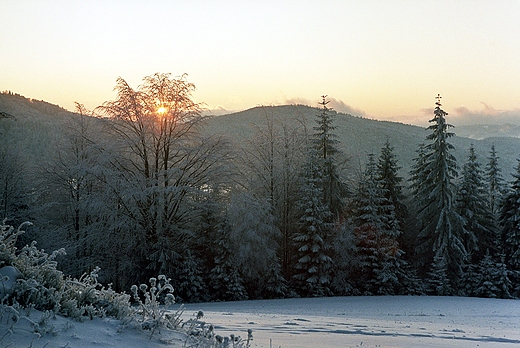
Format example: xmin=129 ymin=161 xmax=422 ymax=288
xmin=2 ymin=296 xmax=520 ymax=347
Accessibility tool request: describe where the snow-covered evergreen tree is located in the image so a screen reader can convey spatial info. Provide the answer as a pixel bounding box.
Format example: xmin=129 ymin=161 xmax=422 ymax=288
xmin=491 ymin=254 xmax=513 ymax=299
xmin=209 ymin=235 xmax=248 ymax=301
xmin=352 ymin=154 xmax=409 ymax=295
xmin=292 ymin=154 xmax=334 ymax=297
xmin=312 ymin=96 xmax=347 ymax=219
xmin=377 ymin=140 xmax=407 ymax=227
xmin=485 ymin=144 xmax=507 ymax=258
xmin=227 ymin=192 xmax=285 ymax=298
xmin=499 ymin=160 xmax=520 ymax=294
xmin=427 ymin=254 xmax=454 ymax=295
xmin=456 ymin=145 xmax=495 ymax=261
xmin=410 ymin=95 xmax=466 ymax=293
xmin=485 ymin=144 xmax=507 ymax=217
xmin=175 ymin=250 xmax=208 ymax=303
xmin=461 ymin=262 xmax=481 ymax=297
xmin=262 ymin=258 xmax=289 ymax=299
xmin=473 ymin=251 xmax=512 ymax=299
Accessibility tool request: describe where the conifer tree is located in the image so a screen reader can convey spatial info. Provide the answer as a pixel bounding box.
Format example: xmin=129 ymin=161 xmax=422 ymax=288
xmin=175 ymin=250 xmax=207 ymax=303
xmin=474 ymin=251 xmax=512 ymax=299
xmin=377 ymin=140 xmax=407 ymax=228
xmin=410 ymin=95 xmax=466 ymax=292
xmin=483 ymin=145 xmax=508 ymax=268
xmin=227 ymin=192 xmax=283 ymax=298
xmin=353 ymin=154 xmax=388 ymax=293
xmin=456 ymin=145 xmax=495 ymax=261
xmin=209 ymin=232 xmax=248 ymax=301
xmin=292 ymin=154 xmax=334 ymax=297
xmin=312 ymin=96 xmax=346 ymax=218
xmin=499 ymin=160 xmax=520 ymax=292
xmin=485 ymin=144 xmax=507 ymax=217
xmin=353 ymin=154 xmax=409 ymax=294
xmin=428 ymin=254 xmax=454 ymax=295
xmin=409 ymin=143 xmax=429 ymax=202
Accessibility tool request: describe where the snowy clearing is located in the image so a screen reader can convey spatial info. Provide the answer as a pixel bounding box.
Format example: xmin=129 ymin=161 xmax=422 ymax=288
xmin=182 ymin=296 xmax=520 ymax=348
xmin=2 ymin=296 xmax=519 ymax=347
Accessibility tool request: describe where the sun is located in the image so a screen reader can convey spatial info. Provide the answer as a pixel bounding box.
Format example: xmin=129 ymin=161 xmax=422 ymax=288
xmin=157 ymin=106 xmax=167 ymax=114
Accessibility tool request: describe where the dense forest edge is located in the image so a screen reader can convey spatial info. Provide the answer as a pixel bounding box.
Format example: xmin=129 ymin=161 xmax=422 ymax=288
xmin=1 ymin=75 xmax=520 ymax=307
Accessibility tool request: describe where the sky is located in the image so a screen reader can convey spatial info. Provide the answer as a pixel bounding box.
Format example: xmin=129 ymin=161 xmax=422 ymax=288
xmin=1 ymin=0 xmax=519 ymax=126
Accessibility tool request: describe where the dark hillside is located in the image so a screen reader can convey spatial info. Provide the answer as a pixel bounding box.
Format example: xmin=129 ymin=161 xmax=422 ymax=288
xmin=1 ymin=94 xmax=518 ymax=181
xmin=203 ymin=104 xmax=520 ymax=179
xmin=0 ymin=92 xmax=78 ymax=162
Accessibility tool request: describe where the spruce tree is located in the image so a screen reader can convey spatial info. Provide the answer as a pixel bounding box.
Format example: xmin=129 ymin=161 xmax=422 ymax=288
xmin=484 ymin=145 xmax=508 ymax=259
xmin=209 ymin=241 xmax=248 ymax=301
xmin=353 ymin=154 xmax=408 ymax=295
xmin=474 ymin=251 xmax=512 ymax=299
xmin=427 ymin=254 xmax=453 ymax=295
xmin=377 ymin=140 xmax=407 ymax=229
xmin=207 ymin=218 xmax=248 ymax=301
xmin=456 ymin=145 xmax=495 ymax=261
xmin=292 ymin=154 xmax=334 ymax=297
xmin=499 ymin=160 xmax=520 ymax=293
xmin=409 ymin=143 xmax=429 ymax=200
xmin=312 ymin=95 xmax=346 ymax=218
xmin=485 ymin=144 xmax=507 ymax=217
xmin=175 ymin=250 xmax=207 ymax=303
xmin=410 ymin=95 xmax=466 ymax=293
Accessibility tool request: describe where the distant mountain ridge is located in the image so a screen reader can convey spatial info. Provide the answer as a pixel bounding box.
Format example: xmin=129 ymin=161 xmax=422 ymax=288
xmin=1 ymin=92 xmax=519 ymax=180
xmin=203 ymin=104 xmax=520 ymax=180
xmin=454 ymin=123 xmax=520 ymax=140
xmin=0 ymin=92 xmax=70 ymax=119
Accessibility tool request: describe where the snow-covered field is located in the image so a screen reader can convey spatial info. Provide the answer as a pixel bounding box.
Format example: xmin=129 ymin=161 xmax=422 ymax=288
xmin=183 ymin=296 xmax=520 ymax=348
xmin=2 ymin=296 xmax=520 ymax=347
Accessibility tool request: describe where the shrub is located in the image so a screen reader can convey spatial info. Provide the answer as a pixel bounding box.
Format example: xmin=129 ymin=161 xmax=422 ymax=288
xmin=0 ymin=220 xmax=132 ymax=320
xmin=0 ymin=219 xmax=252 ymax=347
xmin=130 ymin=275 xmax=175 ymax=338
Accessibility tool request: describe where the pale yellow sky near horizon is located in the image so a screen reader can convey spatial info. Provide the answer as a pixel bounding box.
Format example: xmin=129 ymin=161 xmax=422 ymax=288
xmin=1 ymin=0 xmax=519 ymax=126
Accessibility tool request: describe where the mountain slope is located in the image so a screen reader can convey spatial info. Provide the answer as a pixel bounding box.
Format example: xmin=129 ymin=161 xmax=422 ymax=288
xmin=203 ymin=105 xmax=520 ymax=180
xmin=1 ymin=93 xmax=519 ymax=181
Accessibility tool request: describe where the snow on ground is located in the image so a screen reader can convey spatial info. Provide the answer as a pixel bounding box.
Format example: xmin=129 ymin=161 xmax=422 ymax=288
xmin=182 ymin=296 xmax=520 ymax=348
xmin=0 ymin=308 xmax=187 ymax=348
xmin=1 ymin=296 xmax=519 ymax=347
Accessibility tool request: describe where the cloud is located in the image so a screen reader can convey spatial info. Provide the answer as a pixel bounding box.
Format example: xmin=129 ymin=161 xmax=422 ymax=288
xmin=203 ymin=105 xmax=237 ymax=116
xmin=420 ymin=107 xmax=435 ymax=117
xmin=284 ymin=97 xmax=313 ymax=107
xmin=327 ymin=98 xmax=366 ymax=117
xmin=453 ymin=106 xmax=470 ymax=115
xmin=450 ymin=103 xmax=520 ymax=125
xmin=284 ymin=97 xmax=366 ymax=117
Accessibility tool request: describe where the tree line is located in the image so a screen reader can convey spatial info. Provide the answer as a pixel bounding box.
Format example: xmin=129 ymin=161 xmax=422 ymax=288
xmin=0 ymin=75 xmax=518 ymax=301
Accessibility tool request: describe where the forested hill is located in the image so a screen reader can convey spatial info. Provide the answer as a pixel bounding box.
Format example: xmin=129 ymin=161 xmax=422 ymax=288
xmin=0 ymin=92 xmax=80 ymax=162
xmin=1 ymin=92 xmax=519 ymax=179
xmin=2 ymin=90 xmax=520 ymax=299
xmin=203 ymin=104 xmax=520 ymax=179
xmin=0 ymin=92 xmax=68 ymax=116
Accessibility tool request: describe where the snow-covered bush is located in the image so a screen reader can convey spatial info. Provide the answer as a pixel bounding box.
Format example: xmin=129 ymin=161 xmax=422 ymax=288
xmin=60 ymin=267 xmax=132 ymax=320
xmin=182 ymin=310 xmax=253 ymax=348
xmin=0 ymin=220 xmax=132 ymax=321
xmin=130 ymin=275 xmax=175 ymax=338
xmin=0 ymin=219 xmax=251 ymax=347
xmin=0 ymin=221 xmax=31 ymax=269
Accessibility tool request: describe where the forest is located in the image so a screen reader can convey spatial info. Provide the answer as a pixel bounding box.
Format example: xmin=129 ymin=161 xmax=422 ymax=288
xmin=0 ymin=73 xmax=518 ymax=302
